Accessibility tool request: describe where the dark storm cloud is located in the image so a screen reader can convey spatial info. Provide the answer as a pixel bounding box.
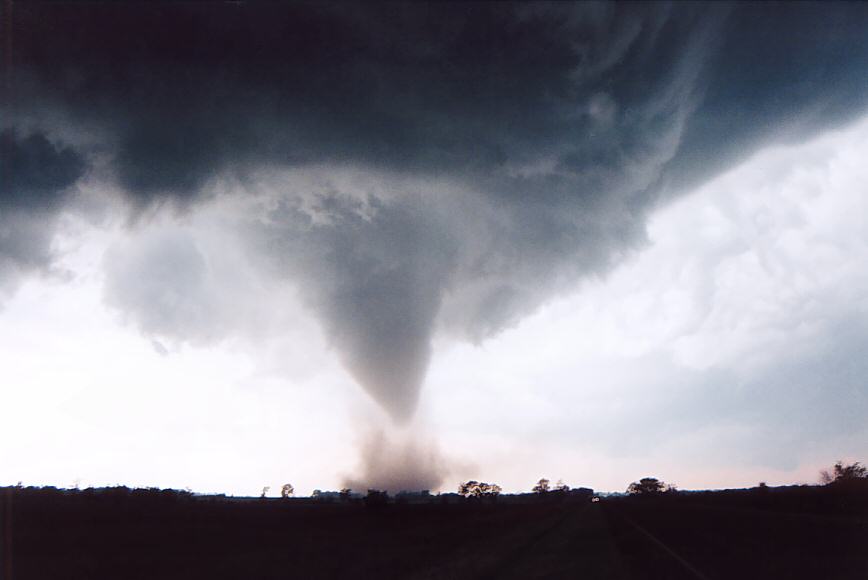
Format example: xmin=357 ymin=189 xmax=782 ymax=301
xmin=0 ymin=129 xmax=86 ymax=296
xmin=6 ymin=2 xmax=868 ymax=419
xmin=0 ymin=129 xmax=85 ymax=213
xmin=660 ymin=4 xmax=868 ymax=194
xmin=7 ymin=2 xmax=716 ymax=200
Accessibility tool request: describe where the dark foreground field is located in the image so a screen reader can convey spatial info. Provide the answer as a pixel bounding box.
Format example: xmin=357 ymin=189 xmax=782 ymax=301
xmin=3 ymin=486 xmax=867 ymax=579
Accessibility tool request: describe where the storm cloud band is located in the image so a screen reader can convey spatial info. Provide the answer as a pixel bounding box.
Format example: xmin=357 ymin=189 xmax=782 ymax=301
xmin=3 ymin=2 xmax=868 ymax=419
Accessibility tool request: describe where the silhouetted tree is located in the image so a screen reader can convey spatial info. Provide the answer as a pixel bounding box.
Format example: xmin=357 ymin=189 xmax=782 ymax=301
xmin=482 ymin=483 xmax=502 ymax=498
xmin=627 ymin=477 xmax=667 ymax=495
xmin=532 ymin=478 xmax=550 ymax=494
xmin=458 ymin=481 xmax=501 ymax=498
xmin=339 ymin=487 xmax=352 ymax=502
xmin=260 ymin=486 xmax=270 ymax=498
xmin=281 ymin=483 xmax=294 ymax=498
xmin=554 ymin=480 xmax=569 ymax=493
xmin=458 ymin=480 xmax=480 ymax=497
xmin=820 ymin=460 xmax=868 ymax=485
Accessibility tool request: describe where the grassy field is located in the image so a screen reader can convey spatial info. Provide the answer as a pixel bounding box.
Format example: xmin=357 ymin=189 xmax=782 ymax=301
xmin=3 ymin=486 xmax=867 ymax=579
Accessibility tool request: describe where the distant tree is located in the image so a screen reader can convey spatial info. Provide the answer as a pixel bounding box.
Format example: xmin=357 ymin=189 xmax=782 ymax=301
xmin=311 ymin=489 xmax=322 ymax=499
xmin=260 ymin=486 xmax=270 ymax=498
xmin=458 ymin=480 xmax=479 ymax=497
xmin=554 ymin=480 xmax=570 ymax=493
xmin=339 ymin=488 xmax=352 ymax=502
xmin=820 ymin=461 xmax=868 ymax=485
xmin=627 ymin=477 xmax=667 ymax=496
xmin=281 ymin=483 xmax=294 ymax=498
xmin=458 ymin=480 xmax=501 ymax=498
xmin=532 ymin=478 xmax=550 ymax=494
xmin=473 ymin=482 xmax=501 ymax=498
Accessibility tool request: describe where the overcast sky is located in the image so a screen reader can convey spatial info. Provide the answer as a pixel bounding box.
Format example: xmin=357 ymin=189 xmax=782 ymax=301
xmin=1 ymin=2 xmax=867 ymax=495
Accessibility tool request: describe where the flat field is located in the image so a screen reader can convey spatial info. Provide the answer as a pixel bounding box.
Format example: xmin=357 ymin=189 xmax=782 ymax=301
xmin=3 ymin=487 xmax=867 ymax=579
